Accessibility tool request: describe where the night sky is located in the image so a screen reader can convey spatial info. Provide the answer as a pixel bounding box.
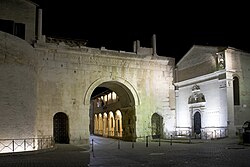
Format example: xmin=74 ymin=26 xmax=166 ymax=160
xmin=32 ymin=0 xmax=250 ymax=62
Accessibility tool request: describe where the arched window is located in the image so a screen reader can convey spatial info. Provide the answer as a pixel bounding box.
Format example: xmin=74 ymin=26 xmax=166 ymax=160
xmin=233 ymin=76 xmax=240 ymax=105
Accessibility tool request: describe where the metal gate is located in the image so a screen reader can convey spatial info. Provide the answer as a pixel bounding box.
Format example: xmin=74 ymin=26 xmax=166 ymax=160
xmin=53 ymin=112 xmax=69 ymax=144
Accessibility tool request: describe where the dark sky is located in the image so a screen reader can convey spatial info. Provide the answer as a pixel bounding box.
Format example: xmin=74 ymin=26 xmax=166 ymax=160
xmin=32 ymin=0 xmax=250 ymax=62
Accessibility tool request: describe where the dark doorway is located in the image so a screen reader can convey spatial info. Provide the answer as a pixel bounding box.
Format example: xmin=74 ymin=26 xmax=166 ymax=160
xmin=151 ymin=113 xmax=163 ymax=139
xmin=233 ymin=76 xmax=240 ymax=105
xmin=194 ymin=112 xmax=201 ymax=134
xmin=53 ymin=112 xmax=69 ymax=144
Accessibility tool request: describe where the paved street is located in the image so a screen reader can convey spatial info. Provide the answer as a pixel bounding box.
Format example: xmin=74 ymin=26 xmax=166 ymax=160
xmin=0 ymin=135 xmax=250 ymax=166
xmin=89 ymin=136 xmax=250 ymax=167
xmin=0 ymin=144 xmax=90 ymax=167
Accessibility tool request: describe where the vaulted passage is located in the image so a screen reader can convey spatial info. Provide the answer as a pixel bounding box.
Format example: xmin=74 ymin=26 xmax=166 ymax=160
xmin=53 ymin=112 xmax=69 ymax=144
xmin=89 ymin=81 xmax=136 ymax=141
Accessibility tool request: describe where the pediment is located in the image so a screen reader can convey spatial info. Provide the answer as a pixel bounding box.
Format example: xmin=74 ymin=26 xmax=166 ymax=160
xmin=177 ymin=45 xmax=226 ymax=70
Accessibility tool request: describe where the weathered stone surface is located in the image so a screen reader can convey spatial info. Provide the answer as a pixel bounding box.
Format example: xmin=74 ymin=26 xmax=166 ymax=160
xmin=34 ymin=41 xmax=175 ymax=143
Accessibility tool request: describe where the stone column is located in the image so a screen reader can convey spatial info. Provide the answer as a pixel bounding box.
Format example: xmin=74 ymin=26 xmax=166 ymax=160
xmin=152 ymin=34 xmax=157 ymax=56
xmin=37 ymin=9 xmax=43 ymax=40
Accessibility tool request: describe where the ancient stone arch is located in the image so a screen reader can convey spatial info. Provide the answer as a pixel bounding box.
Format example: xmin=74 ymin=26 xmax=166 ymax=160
xmin=84 ymin=76 xmax=140 ymax=106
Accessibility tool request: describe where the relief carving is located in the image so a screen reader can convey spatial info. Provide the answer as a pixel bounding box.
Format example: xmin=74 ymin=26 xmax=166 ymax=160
xmin=188 ymin=84 xmax=206 ymax=104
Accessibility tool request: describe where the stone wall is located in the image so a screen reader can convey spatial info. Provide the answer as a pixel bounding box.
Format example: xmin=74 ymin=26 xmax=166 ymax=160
xmin=226 ymin=49 xmax=250 ymax=128
xmin=0 ymin=31 xmax=37 ymax=139
xmin=0 ymin=0 xmax=37 ymax=44
xmin=34 ymin=41 xmax=175 ymax=143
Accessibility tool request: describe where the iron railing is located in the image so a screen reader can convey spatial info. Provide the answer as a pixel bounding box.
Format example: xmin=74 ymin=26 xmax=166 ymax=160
xmin=0 ymin=136 xmax=54 ymax=154
xmin=174 ymin=128 xmax=228 ymax=140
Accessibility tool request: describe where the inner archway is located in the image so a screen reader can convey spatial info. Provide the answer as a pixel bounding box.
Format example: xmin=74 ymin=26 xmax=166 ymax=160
xmin=89 ymin=81 xmax=136 ymax=141
xmin=53 ymin=112 xmax=69 ymax=144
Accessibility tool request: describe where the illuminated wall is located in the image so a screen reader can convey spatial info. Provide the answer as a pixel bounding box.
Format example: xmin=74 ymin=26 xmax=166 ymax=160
xmin=5 ymin=0 xmax=250 ymax=149
xmin=0 ymin=0 xmax=175 ymax=145
xmin=34 ymin=41 xmax=175 ymax=143
xmin=0 ymin=31 xmax=37 ymax=139
xmin=175 ymin=45 xmax=250 ymax=138
xmin=225 ymin=49 xmax=250 ymax=131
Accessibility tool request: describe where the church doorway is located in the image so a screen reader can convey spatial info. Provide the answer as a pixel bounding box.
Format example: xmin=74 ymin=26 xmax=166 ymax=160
xmin=53 ymin=112 xmax=69 ymax=144
xmin=194 ymin=112 xmax=201 ymax=135
xmin=151 ymin=113 xmax=163 ymax=139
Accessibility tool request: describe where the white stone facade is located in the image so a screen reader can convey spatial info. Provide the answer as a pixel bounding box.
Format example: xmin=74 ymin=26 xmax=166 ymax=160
xmin=175 ymin=45 xmax=250 ymax=139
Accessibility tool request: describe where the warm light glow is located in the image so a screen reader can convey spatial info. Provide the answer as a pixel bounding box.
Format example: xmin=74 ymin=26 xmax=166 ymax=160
xmin=108 ymin=93 xmax=112 ymax=102
xmin=109 ymin=111 xmax=115 ymax=136
xmin=112 ymin=92 xmax=117 ymax=101
xmin=0 ymin=139 xmax=38 ymax=153
xmin=96 ymin=98 xmax=102 ymax=107
xmin=94 ymin=114 xmax=98 ymax=134
xmin=0 ymin=137 xmax=53 ymax=154
xmin=98 ymin=113 xmax=103 ymax=135
xmin=104 ymin=95 xmax=107 ymax=103
xmin=103 ymin=113 xmax=108 ymax=136
xmin=115 ymin=110 xmax=123 ymax=137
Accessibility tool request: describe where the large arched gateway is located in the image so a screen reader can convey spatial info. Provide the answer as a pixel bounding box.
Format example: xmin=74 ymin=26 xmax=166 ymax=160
xmin=0 ymin=5 xmax=176 ymax=145
xmin=2 ymin=1 xmax=250 ymax=154
xmin=33 ymin=39 xmax=176 ymax=145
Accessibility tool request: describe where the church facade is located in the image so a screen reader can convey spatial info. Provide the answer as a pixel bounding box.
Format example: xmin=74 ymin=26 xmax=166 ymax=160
xmin=0 ymin=0 xmax=250 ymax=153
xmin=174 ymin=45 xmax=250 ymax=139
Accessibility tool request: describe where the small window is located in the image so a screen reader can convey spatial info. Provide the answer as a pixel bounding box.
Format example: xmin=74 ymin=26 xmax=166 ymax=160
xmin=0 ymin=19 xmax=25 ymax=40
xmin=14 ymin=23 xmax=25 ymax=40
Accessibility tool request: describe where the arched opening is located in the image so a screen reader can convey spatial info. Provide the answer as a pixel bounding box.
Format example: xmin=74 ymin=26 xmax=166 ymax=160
xmin=98 ymin=113 xmax=103 ymax=135
xmin=233 ymin=76 xmax=240 ymax=105
xmin=194 ymin=112 xmax=201 ymax=135
xmin=103 ymin=113 xmax=108 ymax=137
xmin=151 ymin=113 xmax=163 ymax=139
xmin=115 ymin=110 xmax=123 ymax=137
xmin=108 ymin=111 xmax=115 ymax=137
xmin=94 ymin=114 xmax=98 ymax=134
xmin=90 ymin=81 xmax=136 ymax=141
xmin=53 ymin=112 xmax=69 ymax=144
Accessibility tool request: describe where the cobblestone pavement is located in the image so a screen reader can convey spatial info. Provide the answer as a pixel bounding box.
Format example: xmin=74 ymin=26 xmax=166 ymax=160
xmin=0 ymin=135 xmax=250 ymax=167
